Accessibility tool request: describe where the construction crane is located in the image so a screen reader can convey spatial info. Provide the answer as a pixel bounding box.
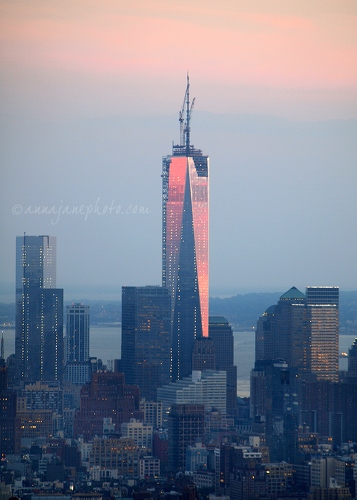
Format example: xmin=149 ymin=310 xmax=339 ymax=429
xmin=179 ymin=74 xmax=195 ymax=152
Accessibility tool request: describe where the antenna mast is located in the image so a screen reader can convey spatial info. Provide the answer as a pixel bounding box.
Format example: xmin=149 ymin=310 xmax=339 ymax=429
xmin=178 ymin=74 xmax=195 ymax=155
xmin=185 ymin=74 xmax=190 ymax=154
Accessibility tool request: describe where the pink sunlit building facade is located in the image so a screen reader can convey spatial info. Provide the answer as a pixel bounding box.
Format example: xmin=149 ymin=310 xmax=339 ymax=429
xmin=162 ymin=77 xmax=209 ymax=381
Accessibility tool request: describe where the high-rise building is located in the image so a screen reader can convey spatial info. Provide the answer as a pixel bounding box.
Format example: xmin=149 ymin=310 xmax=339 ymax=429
xmin=0 ymin=365 xmax=21 ymax=455
xmin=157 ymin=369 xmax=227 ymax=416
xmin=255 ymin=287 xmax=308 ymax=372
xmin=192 ymin=337 xmax=215 ymax=371
xmin=66 ymin=303 xmax=90 ymax=363
xmin=168 ymin=403 xmax=205 ymax=472
xmin=254 ymin=286 xmax=339 ymax=384
xmin=65 ymin=303 xmax=91 ymax=384
xmin=73 ymin=371 xmax=141 ymax=441
xmin=209 ymin=316 xmax=238 ymax=415
xmin=121 ymin=286 xmax=171 ymax=399
xmin=15 ymin=235 xmax=64 ymax=384
xmin=347 ymin=338 xmax=357 ymax=378
xmin=162 ymin=76 xmax=209 ymax=381
xmin=306 ymin=286 xmax=339 ymax=382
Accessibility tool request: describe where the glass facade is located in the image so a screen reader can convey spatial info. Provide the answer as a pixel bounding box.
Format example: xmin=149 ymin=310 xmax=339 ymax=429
xmin=66 ymin=303 xmax=90 ymax=363
xmin=15 ymin=235 xmax=63 ymax=383
xmin=121 ymin=286 xmax=171 ymax=399
xmin=306 ymin=286 xmax=339 ymax=382
xmin=162 ymin=148 xmax=209 ymax=381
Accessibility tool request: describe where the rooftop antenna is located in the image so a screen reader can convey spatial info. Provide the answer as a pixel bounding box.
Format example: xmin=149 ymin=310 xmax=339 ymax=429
xmin=179 ymin=74 xmax=195 ymax=154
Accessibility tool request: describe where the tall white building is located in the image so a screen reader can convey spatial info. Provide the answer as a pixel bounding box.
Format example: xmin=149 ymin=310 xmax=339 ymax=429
xmin=157 ymin=370 xmax=227 ymax=416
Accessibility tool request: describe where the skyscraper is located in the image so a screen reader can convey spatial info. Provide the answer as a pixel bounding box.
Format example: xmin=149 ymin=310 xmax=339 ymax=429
xmin=121 ymin=286 xmax=171 ymax=399
xmin=15 ymin=235 xmax=64 ymax=384
xmin=209 ymin=316 xmax=238 ymax=416
xmin=65 ymin=303 xmax=91 ymax=384
xmin=255 ymin=287 xmax=309 ymax=373
xmin=66 ymin=304 xmax=90 ymax=363
xmin=254 ymin=286 xmax=339 ymax=382
xmin=168 ymin=403 xmax=205 ymax=472
xmin=0 ymin=365 xmax=21 ymax=455
xmin=162 ymin=76 xmax=209 ymax=381
xmin=306 ymin=286 xmax=339 ymax=382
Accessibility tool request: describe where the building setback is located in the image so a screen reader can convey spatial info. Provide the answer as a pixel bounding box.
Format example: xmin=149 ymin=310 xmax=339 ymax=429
xmin=15 ymin=235 xmax=64 ymax=384
xmin=157 ymin=369 xmax=227 ymax=416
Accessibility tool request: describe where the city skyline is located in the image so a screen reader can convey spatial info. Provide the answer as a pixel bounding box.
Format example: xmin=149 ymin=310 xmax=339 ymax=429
xmin=1 ymin=1 xmax=356 ymax=300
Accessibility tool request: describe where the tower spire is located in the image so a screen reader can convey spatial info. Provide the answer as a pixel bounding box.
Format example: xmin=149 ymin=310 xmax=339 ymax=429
xmin=185 ymin=73 xmax=190 ymax=154
xmin=178 ymin=74 xmax=195 ymax=155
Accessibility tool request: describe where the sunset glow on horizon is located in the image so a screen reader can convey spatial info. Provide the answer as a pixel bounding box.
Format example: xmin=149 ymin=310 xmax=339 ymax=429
xmin=1 ymin=0 xmax=356 ymax=295
xmin=1 ymin=0 xmax=356 ymax=119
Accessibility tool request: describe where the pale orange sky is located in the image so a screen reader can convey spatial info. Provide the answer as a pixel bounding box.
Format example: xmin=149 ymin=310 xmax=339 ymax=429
xmin=1 ymin=0 xmax=357 ymax=295
xmin=1 ymin=0 xmax=357 ymax=119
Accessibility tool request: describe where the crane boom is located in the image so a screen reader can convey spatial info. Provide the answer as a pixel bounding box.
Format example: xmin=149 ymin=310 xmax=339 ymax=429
xmin=178 ymin=74 xmax=195 ymax=153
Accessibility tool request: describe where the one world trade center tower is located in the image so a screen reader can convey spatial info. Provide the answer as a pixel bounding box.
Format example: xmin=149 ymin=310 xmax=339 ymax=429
xmin=162 ymin=76 xmax=209 ymax=381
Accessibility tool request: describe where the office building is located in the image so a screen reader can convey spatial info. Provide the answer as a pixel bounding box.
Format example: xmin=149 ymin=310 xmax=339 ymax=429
xmin=15 ymin=235 xmax=63 ymax=383
xmin=306 ymin=286 xmax=339 ymax=382
xmin=347 ymin=338 xmax=357 ymax=378
xmin=250 ymin=360 xmax=299 ymax=462
xmin=168 ymin=403 xmax=205 ymax=472
xmin=121 ymin=418 xmax=154 ymax=453
xmin=186 ymin=442 xmax=208 ymax=472
xmin=162 ymin=76 xmax=209 ymax=380
xmin=73 ymin=371 xmax=141 ymax=441
xmin=209 ymin=316 xmax=238 ymax=415
xmin=90 ymin=437 xmax=139 ymax=477
xmin=141 ymin=400 xmax=163 ymax=428
xmin=0 ymin=365 xmax=21 ymax=455
xmin=192 ymin=337 xmax=215 ymax=371
xmin=66 ymin=303 xmax=90 ymax=363
xmin=157 ymin=369 xmax=227 ymax=416
xmin=121 ymin=286 xmax=171 ymax=399
xmin=19 ymin=380 xmax=63 ymax=414
xmin=65 ymin=303 xmax=91 ymax=384
xmin=139 ymin=456 xmax=160 ymax=479
xmin=300 ymin=378 xmax=357 ymax=445
xmin=255 ymin=287 xmax=308 ymax=372
xmin=254 ymin=286 xmax=339 ymax=383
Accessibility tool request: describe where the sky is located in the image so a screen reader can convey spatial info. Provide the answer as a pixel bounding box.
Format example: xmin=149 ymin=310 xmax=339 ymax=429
xmin=1 ymin=0 xmax=356 ymax=301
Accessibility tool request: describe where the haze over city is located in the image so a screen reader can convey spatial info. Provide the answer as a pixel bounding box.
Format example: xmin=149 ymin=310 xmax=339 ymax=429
xmin=1 ymin=0 xmax=356 ymax=300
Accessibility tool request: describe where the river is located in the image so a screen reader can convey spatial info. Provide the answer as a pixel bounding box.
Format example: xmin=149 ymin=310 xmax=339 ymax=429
xmin=2 ymin=326 xmax=354 ymax=398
